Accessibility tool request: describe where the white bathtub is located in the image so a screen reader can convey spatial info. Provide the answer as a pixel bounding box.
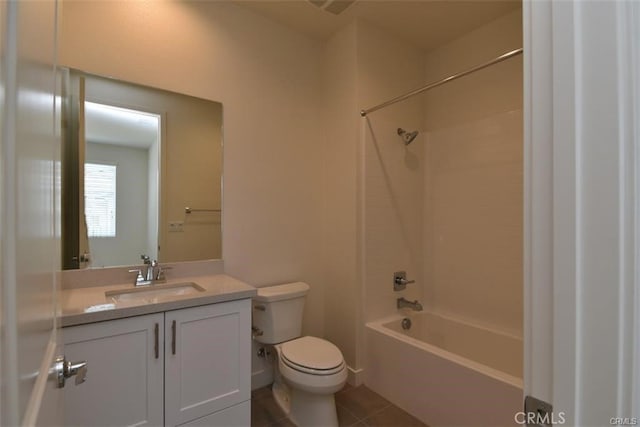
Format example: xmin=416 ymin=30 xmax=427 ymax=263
xmin=365 ymin=312 xmax=523 ymax=427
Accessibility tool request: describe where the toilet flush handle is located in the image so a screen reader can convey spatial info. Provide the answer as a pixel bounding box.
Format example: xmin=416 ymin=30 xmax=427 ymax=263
xmin=252 ymin=326 xmax=264 ymax=339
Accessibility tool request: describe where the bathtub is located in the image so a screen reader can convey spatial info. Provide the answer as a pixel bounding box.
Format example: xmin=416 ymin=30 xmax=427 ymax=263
xmin=365 ymin=312 xmax=523 ymax=427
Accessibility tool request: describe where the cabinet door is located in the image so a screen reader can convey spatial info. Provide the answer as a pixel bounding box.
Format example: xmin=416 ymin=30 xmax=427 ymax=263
xmin=63 ymin=313 xmax=164 ymax=427
xmin=165 ymin=299 xmax=251 ymax=426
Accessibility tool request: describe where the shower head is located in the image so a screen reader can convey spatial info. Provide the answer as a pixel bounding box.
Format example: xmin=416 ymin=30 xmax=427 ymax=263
xmin=397 ymin=128 xmax=419 ymax=145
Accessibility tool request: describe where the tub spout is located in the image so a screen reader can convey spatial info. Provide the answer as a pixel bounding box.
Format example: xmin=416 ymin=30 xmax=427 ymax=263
xmin=397 ymin=297 xmax=423 ymax=311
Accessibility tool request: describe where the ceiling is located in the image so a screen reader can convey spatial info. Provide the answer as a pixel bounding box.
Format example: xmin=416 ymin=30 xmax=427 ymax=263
xmin=85 ymin=102 xmax=159 ymax=149
xmin=233 ymin=0 xmax=521 ymax=52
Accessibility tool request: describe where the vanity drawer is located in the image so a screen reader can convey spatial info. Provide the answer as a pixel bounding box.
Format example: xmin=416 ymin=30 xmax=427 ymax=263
xmin=176 ymin=401 xmax=250 ymax=427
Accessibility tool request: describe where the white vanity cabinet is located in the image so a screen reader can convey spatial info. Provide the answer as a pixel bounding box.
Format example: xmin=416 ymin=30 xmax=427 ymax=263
xmin=63 ymin=312 xmax=165 ymax=426
xmin=63 ymin=298 xmax=251 ymax=427
xmin=165 ymin=300 xmax=251 ymax=426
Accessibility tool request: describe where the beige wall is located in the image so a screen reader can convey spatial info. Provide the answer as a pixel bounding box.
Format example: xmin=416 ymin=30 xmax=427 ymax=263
xmin=357 ymin=21 xmax=426 ymax=323
xmin=322 ymin=22 xmax=360 ymax=369
xmin=422 ymin=9 xmax=523 ymax=336
xmin=60 ymin=0 xmax=326 ymax=338
xmin=321 ymin=19 xmax=429 ymax=375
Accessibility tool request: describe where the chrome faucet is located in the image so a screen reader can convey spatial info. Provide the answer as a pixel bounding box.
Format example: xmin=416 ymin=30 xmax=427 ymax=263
xmin=397 ymin=297 xmax=423 ymax=311
xmin=128 ymin=255 xmax=168 ymax=286
xmin=142 ymin=255 xmax=156 ymax=281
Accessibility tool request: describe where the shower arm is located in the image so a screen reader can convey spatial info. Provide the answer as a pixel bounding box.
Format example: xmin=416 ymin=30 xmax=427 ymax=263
xmin=359 ymin=48 xmax=523 ymax=117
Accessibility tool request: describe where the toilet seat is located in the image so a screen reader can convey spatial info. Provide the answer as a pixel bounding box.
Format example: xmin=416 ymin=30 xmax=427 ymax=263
xmin=280 ymin=336 xmax=345 ymax=376
xmin=281 ymin=354 xmax=345 ymax=376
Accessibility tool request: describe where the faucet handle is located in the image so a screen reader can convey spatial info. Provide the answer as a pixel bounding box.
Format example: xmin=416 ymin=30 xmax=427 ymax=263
xmin=155 ymin=266 xmax=172 ymax=281
xmin=393 ymin=271 xmax=416 ymax=291
xmin=128 ymin=269 xmax=144 ymax=285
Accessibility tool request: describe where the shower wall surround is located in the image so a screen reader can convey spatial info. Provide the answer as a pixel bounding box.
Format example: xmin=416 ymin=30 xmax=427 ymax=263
xmin=422 ymin=9 xmax=523 ymax=336
xmin=322 ymin=10 xmax=522 ymax=384
xmin=355 ymin=9 xmax=523 ymax=339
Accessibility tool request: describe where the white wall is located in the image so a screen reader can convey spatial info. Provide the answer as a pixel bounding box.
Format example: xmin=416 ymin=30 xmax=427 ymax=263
xmin=60 ymin=0 xmax=326 ymax=338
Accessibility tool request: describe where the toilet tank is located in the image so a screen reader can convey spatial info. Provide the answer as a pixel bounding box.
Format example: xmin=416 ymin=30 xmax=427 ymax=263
xmin=252 ymin=282 xmax=310 ymax=344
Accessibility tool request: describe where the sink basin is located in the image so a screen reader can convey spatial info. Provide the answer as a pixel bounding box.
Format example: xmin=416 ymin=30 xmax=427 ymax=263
xmin=106 ymin=282 xmax=206 ymax=305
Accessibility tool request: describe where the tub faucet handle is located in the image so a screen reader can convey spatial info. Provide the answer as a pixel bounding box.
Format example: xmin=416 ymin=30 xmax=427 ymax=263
xmin=394 ymin=271 xmax=415 ymax=291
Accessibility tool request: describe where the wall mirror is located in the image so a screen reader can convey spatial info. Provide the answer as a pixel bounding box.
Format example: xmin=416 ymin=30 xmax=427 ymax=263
xmin=61 ymin=69 xmax=223 ymax=269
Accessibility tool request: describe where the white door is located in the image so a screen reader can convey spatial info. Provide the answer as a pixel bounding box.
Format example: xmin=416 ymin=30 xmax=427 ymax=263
xmin=0 ymin=1 xmax=64 ymax=426
xmin=524 ymin=0 xmax=640 ymax=425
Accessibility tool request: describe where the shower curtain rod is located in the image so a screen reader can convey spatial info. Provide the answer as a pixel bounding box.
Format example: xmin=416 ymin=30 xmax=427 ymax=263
xmin=359 ymin=47 xmax=523 ymax=117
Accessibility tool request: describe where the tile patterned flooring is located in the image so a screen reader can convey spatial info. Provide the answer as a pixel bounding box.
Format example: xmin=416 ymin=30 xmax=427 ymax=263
xmin=251 ymin=384 xmax=428 ymax=427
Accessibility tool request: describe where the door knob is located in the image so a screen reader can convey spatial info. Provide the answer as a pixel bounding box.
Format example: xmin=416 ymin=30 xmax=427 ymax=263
xmin=53 ymin=355 xmax=88 ymax=388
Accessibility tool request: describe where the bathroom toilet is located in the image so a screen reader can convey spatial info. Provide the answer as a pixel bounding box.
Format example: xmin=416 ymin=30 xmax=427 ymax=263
xmin=253 ymin=282 xmax=347 ymax=427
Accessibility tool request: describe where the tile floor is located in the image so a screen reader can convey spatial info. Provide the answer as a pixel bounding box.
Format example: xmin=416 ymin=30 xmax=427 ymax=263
xmin=251 ymin=384 xmax=428 ymax=427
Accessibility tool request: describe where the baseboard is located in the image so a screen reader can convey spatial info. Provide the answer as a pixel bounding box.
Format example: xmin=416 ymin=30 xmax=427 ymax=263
xmin=347 ymin=366 xmax=364 ymax=386
xmin=251 ymin=367 xmax=273 ymax=390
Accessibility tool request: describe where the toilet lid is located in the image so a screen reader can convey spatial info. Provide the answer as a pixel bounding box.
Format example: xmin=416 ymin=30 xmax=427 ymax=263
xmin=280 ymin=336 xmax=344 ymax=371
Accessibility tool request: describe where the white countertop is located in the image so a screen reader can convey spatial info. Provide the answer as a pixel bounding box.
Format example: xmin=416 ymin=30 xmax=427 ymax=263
xmin=61 ymin=274 xmax=256 ymax=327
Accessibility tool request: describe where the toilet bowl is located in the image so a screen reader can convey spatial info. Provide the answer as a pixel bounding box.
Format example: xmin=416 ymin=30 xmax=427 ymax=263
xmin=273 ymin=337 xmax=347 ymax=426
xmin=252 ymin=283 xmax=347 ymax=427
xmin=277 ymin=336 xmax=347 ymax=393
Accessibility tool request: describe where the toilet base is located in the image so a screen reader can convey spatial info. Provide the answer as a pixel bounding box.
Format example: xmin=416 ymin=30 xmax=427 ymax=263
xmin=289 ymin=388 xmax=339 ymax=427
xmin=272 ymin=379 xmax=291 ymax=415
xmin=271 ymin=378 xmax=339 ymax=427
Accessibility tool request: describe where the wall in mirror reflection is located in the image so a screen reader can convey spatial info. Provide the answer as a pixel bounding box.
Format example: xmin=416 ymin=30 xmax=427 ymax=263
xmin=62 ymin=70 xmax=223 ymax=269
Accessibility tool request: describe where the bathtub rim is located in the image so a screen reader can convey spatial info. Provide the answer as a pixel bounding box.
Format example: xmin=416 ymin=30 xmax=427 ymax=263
xmin=365 ymin=313 xmax=523 ymax=389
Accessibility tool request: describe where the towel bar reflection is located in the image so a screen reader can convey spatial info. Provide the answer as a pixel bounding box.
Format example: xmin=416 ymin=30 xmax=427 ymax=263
xmin=184 ymin=207 xmax=221 ymax=214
